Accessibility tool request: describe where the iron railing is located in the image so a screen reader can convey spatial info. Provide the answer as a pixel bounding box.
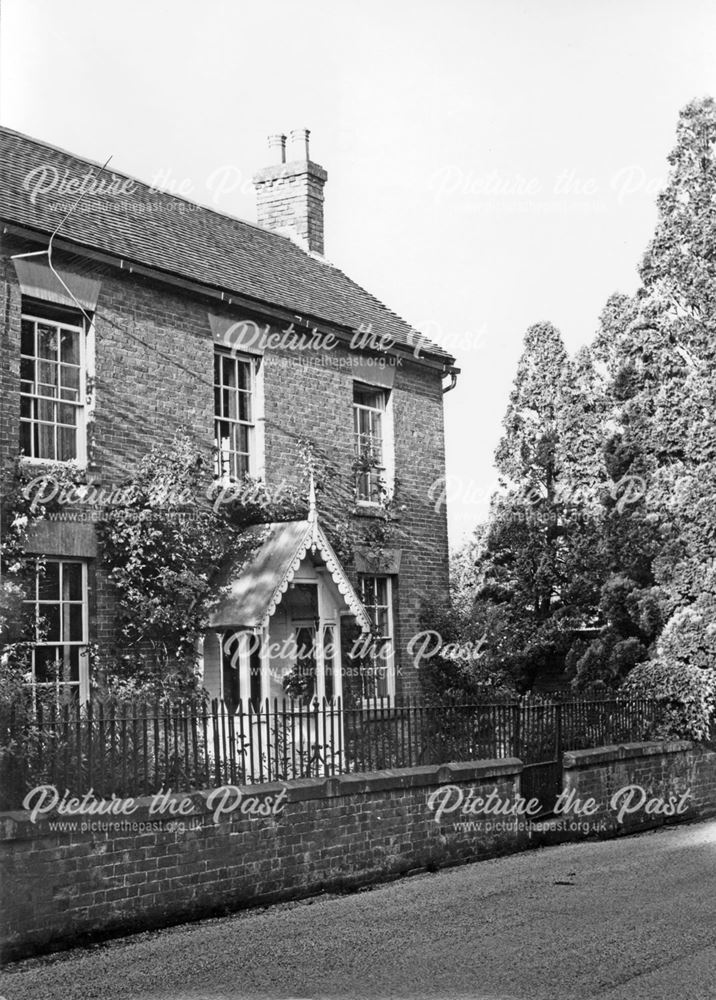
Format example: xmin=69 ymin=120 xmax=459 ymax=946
xmin=0 ymin=696 xmax=662 ymax=809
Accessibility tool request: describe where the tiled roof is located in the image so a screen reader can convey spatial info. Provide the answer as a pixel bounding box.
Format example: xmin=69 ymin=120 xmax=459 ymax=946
xmin=0 ymin=127 xmax=454 ymax=364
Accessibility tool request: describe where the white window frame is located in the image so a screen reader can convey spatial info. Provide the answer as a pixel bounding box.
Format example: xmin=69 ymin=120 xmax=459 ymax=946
xmin=293 ymin=622 xmax=319 ymax=705
xmin=353 ymin=381 xmax=394 ymax=505
xmin=358 ymin=574 xmax=396 ymax=703
xmin=319 ymin=621 xmax=342 ymax=706
xmin=19 ymin=306 xmax=91 ymax=466
xmin=220 ymin=628 xmax=264 ymax=712
xmin=23 ymin=558 xmax=90 ymax=703
xmin=213 ymin=347 xmax=259 ymax=481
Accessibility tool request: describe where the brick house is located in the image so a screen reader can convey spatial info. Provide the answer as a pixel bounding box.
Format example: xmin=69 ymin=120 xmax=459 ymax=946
xmin=0 ymin=126 xmax=458 ymax=711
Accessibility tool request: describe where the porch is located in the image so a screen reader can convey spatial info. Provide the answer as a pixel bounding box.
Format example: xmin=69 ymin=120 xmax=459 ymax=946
xmin=199 ymin=514 xmax=374 ymax=778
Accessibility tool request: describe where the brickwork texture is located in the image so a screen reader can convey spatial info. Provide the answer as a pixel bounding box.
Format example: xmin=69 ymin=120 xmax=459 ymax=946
xmin=0 ymin=759 xmax=523 ymax=962
xmin=0 ymin=231 xmax=450 ymax=693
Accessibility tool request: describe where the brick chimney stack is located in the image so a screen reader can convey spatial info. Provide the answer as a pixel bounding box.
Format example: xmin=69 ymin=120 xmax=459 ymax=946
xmin=253 ymin=128 xmax=328 ymax=255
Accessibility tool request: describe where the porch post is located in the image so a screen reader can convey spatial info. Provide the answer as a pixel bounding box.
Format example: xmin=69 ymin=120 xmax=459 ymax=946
xmin=260 ymin=626 xmax=269 ymax=710
xmin=315 ymin=619 xmax=326 ymax=702
xmin=215 ymin=629 xmax=225 ymax=708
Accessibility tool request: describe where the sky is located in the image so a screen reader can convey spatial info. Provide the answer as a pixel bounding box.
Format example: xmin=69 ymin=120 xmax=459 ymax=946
xmin=1 ymin=0 xmax=715 ymax=547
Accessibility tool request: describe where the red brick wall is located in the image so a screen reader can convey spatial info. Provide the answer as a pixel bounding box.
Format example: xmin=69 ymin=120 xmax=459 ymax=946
xmin=560 ymin=741 xmax=716 ymax=836
xmin=0 ymin=247 xmax=22 ymax=484
xmin=0 ymin=760 xmax=524 ymax=962
xmin=2 ymin=742 xmax=715 ymax=961
xmin=263 ymin=347 xmax=450 ymax=694
xmin=0 ymin=233 xmax=450 ymax=691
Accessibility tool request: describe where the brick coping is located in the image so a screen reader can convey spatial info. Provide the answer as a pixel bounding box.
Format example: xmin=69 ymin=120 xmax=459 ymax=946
xmin=1 ymin=758 xmax=523 ymax=838
xmin=563 ymin=740 xmax=695 ymax=769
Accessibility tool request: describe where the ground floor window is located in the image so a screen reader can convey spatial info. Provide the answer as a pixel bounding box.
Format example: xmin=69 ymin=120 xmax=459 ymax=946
xmin=294 ymin=625 xmax=318 ymax=702
xmin=23 ymin=559 xmax=89 ymax=702
xmin=323 ymin=623 xmax=337 ymax=702
xmin=358 ymin=574 xmax=395 ymax=700
xmin=221 ymin=630 xmax=262 ymax=713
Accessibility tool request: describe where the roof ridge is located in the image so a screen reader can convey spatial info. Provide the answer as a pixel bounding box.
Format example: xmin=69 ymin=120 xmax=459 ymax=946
xmin=0 ymin=126 xmax=455 ymax=363
xmin=0 ymin=124 xmax=321 ymax=251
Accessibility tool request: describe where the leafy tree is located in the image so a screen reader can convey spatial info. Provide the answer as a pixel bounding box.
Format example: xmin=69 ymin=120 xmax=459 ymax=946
xmin=570 ymin=99 xmax=716 ymax=688
xmin=471 ymin=324 xmax=608 ymax=689
xmin=428 ymin=99 xmax=716 ymax=699
xmin=415 ymin=530 xmax=515 ymax=699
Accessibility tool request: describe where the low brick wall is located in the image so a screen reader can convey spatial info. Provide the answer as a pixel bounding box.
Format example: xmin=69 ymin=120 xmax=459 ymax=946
xmin=4 ymin=741 xmax=716 ymax=963
xmin=0 ymin=759 xmax=525 ymax=963
xmin=561 ymin=740 xmax=716 ymax=836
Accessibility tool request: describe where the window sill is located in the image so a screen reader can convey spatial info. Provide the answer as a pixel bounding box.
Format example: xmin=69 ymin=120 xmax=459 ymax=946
xmin=18 ymin=455 xmax=88 ymax=470
xmin=353 ymin=503 xmax=389 ymax=519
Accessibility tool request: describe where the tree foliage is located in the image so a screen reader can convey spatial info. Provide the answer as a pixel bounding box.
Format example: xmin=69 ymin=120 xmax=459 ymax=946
xmin=432 ymin=98 xmax=716 ymax=703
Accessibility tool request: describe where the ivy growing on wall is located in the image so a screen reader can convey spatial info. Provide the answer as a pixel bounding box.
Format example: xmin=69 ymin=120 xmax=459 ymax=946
xmin=97 ymin=439 xmax=236 ymax=695
xmin=1 ymin=427 xmax=401 ymax=705
xmin=97 ymin=436 xmax=312 ymax=699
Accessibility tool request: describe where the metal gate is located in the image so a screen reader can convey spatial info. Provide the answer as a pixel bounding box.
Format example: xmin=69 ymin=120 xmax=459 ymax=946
xmin=517 ymin=701 xmax=564 ymax=817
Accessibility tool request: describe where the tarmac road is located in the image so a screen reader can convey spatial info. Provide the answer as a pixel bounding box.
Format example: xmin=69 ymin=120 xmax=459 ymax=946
xmin=2 ymin=820 xmax=716 ymax=1000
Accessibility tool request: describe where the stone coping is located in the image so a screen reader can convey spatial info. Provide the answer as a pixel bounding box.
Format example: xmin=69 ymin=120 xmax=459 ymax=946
xmin=563 ymin=740 xmax=694 ymax=769
xmin=0 ymin=758 xmax=523 ymax=839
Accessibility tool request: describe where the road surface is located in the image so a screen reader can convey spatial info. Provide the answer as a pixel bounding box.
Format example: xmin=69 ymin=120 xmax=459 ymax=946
xmin=2 ymin=820 xmax=716 ymax=999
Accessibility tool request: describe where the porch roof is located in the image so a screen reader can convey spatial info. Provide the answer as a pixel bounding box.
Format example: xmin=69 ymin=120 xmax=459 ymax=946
xmin=209 ymin=519 xmax=372 ymax=633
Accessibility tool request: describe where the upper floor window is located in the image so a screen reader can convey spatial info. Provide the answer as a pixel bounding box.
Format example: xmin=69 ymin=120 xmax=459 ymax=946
xmin=358 ymin=574 xmax=395 ymax=700
xmin=353 ymin=383 xmax=387 ymax=503
xmin=214 ymin=348 xmax=255 ymax=479
xmin=23 ymin=559 xmax=90 ymax=702
xmin=20 ymin=304 xmax=87 ymax=463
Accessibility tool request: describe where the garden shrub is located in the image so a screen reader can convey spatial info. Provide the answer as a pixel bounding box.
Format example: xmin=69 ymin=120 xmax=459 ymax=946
xmin=620 ymin=659 xmax=716 ymax=741
xmin=655 ymin=602 xmax=716 ymax=672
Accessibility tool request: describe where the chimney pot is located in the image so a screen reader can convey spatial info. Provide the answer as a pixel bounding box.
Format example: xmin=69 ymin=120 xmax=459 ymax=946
xmin=267 ymin=133 xmax=287 ymax=164
xmin=253 ymin=128 xmax=327 ymax=254
xmin=289 ymin=128 xmax=311 ymax=162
